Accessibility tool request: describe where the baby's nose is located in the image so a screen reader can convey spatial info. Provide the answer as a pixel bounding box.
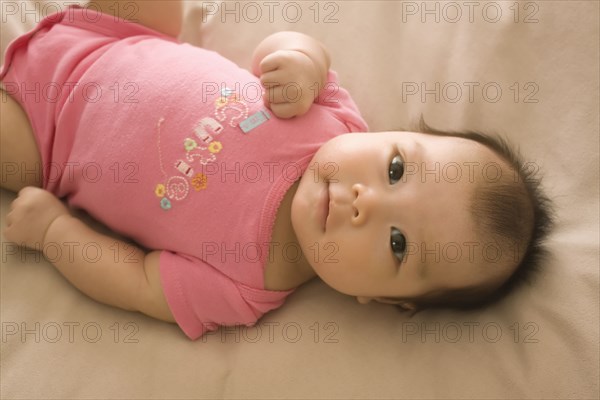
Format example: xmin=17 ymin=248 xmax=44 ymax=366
xmin=351 ymin=183 xmax=378 ymax=226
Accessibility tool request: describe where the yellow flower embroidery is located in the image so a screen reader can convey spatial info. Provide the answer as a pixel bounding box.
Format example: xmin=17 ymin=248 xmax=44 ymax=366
xmin=215 ymin=97 xmax=227 ymax=108
xmin=192 ymin=173 xmax=208 ymax=191
xmin=155 ymin=183 xmax=165 ymax=197
xmin=208 ymin=141 xmax=222 ymax=154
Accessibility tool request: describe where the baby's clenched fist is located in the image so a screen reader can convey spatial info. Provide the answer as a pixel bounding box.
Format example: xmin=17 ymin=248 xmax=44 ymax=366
xmin=3 ymin=187 xmax=70 ymax=250
xmin=258 ymin=50 xmax=323 ymax=119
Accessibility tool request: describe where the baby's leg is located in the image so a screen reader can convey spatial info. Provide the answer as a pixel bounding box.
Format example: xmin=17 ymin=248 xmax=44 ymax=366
xmin=89 ymin=0 xmax=183 ymax=38
xmin=0 ymin=89 xmax=43 ymax=192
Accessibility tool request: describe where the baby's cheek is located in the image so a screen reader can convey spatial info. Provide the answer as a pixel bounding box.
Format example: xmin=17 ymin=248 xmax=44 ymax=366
xmin=332 ymin=239 xmax=379 ymax=272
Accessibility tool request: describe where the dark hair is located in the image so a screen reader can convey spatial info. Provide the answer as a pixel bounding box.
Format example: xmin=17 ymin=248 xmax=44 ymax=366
xmin=391 ymin=116 xmax=555 ymax=314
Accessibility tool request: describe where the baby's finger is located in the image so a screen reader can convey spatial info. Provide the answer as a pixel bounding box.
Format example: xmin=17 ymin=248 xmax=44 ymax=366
xmin=270 ymin=102 xmax=299 ymax=119
xmin=259 ymin=70 xmax=285 ymax=88
xmin=259 ymin=52 xmax=284 ymax=74
xmin=18 ymin=186 xmax=35 ymax=197
xmin=9 ymin=196 xmax=23 ymax=212
xmin=3 ymin=212 xmax=15 ymax=234
xmin=266 ymin=86 xmax=300 ymax=105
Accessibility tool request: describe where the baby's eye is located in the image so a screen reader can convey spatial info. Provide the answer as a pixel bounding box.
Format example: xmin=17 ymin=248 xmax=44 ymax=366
xmin=389 ymin=155 xmax=404 ymax=184
xmin=390 ymin=227 xmax=406 ymax=263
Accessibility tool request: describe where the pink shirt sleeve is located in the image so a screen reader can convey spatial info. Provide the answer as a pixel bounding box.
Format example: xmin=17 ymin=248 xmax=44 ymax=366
xmin=159 ymin=250 xmax=293 ymax=340
xmin=315 ymin=70 xmax=368 ymax=133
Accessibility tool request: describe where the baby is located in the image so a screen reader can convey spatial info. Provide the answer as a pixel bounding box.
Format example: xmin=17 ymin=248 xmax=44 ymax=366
xmin=0 ymin=1 xmax=553 ymax=340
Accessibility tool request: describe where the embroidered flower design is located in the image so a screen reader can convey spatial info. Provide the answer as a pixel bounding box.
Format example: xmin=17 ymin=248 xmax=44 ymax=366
xmin=192 ymin=173 xmax=208 ymax=191
xmin=215 ymin=97 xmax=228 ymax=108
xmin=155 ymin=184 xmax=166 ymax=197
xmin=184 ymin=138 xmax=198 ymax=151
xmin=160 ymin=197 xmax=172 ymax=210
xmin=166 ymin=176 xmax=189 ymax=201
xmin=208 ymin=141 xmax=223 ymax=154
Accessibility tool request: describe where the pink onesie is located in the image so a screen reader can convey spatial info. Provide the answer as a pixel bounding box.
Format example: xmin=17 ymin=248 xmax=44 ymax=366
xmin=0 ymin=5 xmax=368 ymax=339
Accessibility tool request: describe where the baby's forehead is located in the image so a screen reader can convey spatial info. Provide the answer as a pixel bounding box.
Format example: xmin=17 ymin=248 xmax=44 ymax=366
xmin=410 ymin=130 xmax=484 ymax=149
xmin=412 ymin=132 xmax=508 ymax=174
xmin=402 ymin=131 xmax=501 ymax=168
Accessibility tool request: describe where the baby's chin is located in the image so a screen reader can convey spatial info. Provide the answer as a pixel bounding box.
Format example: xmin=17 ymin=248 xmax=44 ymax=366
xmin=289 ymin=184 xmax=311 ymax=250
xmin=289 ymin=164 xmax=321 ymax=237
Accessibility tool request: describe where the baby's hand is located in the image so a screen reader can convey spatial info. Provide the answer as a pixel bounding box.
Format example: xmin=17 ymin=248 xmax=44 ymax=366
xmin=258 ymin=50 xmax=322 ymax=119
xmin=3 ymin=187 xmax=70 ymax=250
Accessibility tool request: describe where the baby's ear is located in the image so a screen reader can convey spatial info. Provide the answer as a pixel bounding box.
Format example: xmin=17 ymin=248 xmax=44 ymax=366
xmin=356 ymin=297 xmax=417 ymax=311
xmin=397 ymin=301 xmax=417 ymax=311
xmin=356 ymin=296 xmax=373 ymax=304
xmin=375 ymin=297 xmax=417 ymax=310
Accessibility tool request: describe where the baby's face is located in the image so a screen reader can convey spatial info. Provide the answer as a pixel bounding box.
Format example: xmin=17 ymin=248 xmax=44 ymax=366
xmin=291 ymin=131 xmax=506 ymax=301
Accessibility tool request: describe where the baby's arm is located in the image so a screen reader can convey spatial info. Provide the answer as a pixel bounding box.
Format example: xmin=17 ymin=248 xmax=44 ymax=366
xmin=89 ymin=0 xmax=183 ymax=38
xmin=3 ymin=187 xmax=174 ymax=323
xmin=252 ymin=31 xmax=332 ymax=119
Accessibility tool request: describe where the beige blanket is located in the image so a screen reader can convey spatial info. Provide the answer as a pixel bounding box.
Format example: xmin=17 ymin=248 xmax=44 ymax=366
xmin=1 ymin=1 xmax=598 ymax=398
